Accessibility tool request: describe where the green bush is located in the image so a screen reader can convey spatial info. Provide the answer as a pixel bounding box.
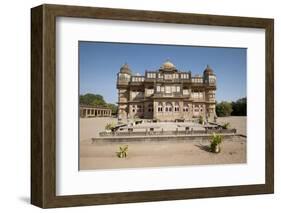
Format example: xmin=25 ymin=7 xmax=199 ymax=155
xmin=105 ymin=123 xmax=115 ymax=131
xmin=210 ymin=133 xmax=223 ymax=153
xmin=216 ymin=101 xmax=233 ymax=117
xmin=222 ymin=122 xmax=230 ymax=129
xmin=231 ymin=97 xmax=247 ymax=116
xmin=116 ymin=145 xmax=128 ymax=158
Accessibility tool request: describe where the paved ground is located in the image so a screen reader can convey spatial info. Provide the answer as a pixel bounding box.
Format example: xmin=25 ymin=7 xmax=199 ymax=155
xmin=217 ymin=116 xmax=247 ymax=135
xmin=79 ymin=116 xmax=247 ymax=170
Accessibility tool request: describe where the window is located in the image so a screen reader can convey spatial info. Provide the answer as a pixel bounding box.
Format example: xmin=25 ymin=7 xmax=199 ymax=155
xmin=173 ymin=73 xmax=179 ymax=79
xmin=183 ymin=103 xmax=189 ymax=112
xmin=157 ymin=86 xmax=161 ymax=92
xmin=181 ymin=73 xmax=189 ymax=79
xmin=158 ymin=102 xmax=163 ymax=112
xmin=165 ymin=86 xmax=171 ymax=93
xmin=194 ymin=105 xmax=199 ymax=112
xmin=192 ymin=92 xmax=203 ymax=99
xmin=148 ymin=103 xmax=153 ymax=112
xmin=132 ymin=77 xmax=144 ymax=82
xmin=183 ymin=89 xmax=189 ymax=95
xmin=119 ymin=73 xmax=130 ymax=81
xmin=209 ymin=76 xmax=216 ymax=83
xmin=131 ymin=91 xmax=144 ymax=99
xmin=174 ymin=102 xmax=180 ymax=112
xmin=137 ymin=105 xmax=142 ymax=112
xmin=165 ymin=102 xmax=172 ymax=112
xmin=147 ymin=88 xmax=154 ymax=95
xmin=147 ymin=73 xmax=156 ymax=78
xmin=176 ymin=86 xmax=180 ymax=93
xmin=192 ymin=78 xmax=203 ymax=83
xmin=192 ymin=92 xmax=198 ymax=99
xmin=165 ymin=74 xmax=172 ymax=80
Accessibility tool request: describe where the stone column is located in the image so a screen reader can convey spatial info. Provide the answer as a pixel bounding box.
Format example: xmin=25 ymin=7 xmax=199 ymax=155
xmin=153 ymin=101 xmax=157 ymax=120
xmin=179 ymin=101 xmax=184 ymax=118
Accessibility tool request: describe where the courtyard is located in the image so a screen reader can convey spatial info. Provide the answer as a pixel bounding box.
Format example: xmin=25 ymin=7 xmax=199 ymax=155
xmin=79 ymin=116 xmax=247 ymax=170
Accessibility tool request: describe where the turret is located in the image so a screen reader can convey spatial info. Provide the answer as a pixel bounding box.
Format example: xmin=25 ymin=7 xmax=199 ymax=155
xmin=117 ymin=63 xmax=132 ymax=85
xmin=203 ymin=65 xmax=217 ymax=120
xmin=203 ymin=65 xmax=216 ymax=84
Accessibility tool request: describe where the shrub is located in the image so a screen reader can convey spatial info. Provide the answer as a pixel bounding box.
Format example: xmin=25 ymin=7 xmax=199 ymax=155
xmin=116 ymin=145 xmax=128 ymax=158
xmin=105 ymin=123 xmax=115 ymax=131
xmin=210 ymin=133 xmax=223 ymax=153
xmin=222 ymin=122 xmax=230 ymax=129
xmin=216 ymin=101 xmax=233 ymax=117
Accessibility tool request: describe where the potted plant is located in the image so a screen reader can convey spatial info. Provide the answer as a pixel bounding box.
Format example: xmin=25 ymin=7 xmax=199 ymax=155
xmin=116 ymin=145 xmax=128 ymax=158
xmin=105 ymin=123 xmax=115 ymax=132
xmin=222 ymin=122 xmax=230 ymax=129
xmin=210 ymin=133 xmax=223 ymax=153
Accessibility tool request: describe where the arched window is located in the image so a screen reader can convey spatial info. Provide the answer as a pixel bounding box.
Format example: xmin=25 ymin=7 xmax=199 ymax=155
xmin=183 ymin=103 xmax=189 ymax=112
xmin=165 ymin=102 xmax=172 ymax=112
xmin=158 ymin=102 xmax=163 ymax=112
xmin=137 ymin=105 xmax=142 ymax=112
xmin=194 ymin=105 xmax=199 ymax=112
xmin=148 ymin=103 xmax=153 ymax=112
xmin=174 ymin=102 xmax=180 ymax=112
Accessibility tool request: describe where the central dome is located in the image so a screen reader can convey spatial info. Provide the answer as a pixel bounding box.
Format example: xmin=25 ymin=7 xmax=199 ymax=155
xmin=162 ymin=60 xmax=176 ymax=70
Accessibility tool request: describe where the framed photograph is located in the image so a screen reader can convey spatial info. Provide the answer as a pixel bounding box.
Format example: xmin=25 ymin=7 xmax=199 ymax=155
xmin=31 ymin=4 xmax=274 ymax=208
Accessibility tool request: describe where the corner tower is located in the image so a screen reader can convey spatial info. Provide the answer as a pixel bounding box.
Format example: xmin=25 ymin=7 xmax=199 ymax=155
xmin=203 ymin=65 xmax=217 ymax=120
xmin=117 ymin=63 xmax=132 ymax=121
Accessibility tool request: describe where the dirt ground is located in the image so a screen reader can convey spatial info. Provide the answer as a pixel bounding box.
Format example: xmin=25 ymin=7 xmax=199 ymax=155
xmin=79 ymin=116 xmax=247 ymax=170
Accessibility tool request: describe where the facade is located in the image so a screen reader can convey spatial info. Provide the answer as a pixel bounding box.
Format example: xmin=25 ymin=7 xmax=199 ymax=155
xmin=80 ymin=105 xmax=112 ymax=118
xmin=116 ymin=60 xmax=217 ymax=121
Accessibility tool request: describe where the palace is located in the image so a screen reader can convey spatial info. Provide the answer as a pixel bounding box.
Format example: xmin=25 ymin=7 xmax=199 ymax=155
xmin=116 ymin=60 xmax=217 ymax=121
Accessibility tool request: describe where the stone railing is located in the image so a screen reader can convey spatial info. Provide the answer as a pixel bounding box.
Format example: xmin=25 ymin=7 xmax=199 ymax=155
xmin=99 ymin=128 xmax=236 ymax=137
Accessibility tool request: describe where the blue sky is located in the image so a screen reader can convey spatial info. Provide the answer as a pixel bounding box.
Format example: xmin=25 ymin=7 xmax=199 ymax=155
xmin=79 ymin=41 xmax=246 ymax=104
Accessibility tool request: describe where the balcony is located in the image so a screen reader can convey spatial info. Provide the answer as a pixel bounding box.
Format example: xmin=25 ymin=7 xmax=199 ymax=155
xmin=154 ymin=78 xmax=191 ymax=83
xmin=153 ymin=92 xmax=189 ymax=98
xmin=117 ymin=80 xmax=129 ymax=88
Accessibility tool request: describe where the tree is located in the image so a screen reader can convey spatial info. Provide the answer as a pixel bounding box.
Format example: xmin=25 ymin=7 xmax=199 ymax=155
xmin=231 ymin=97 xmax=247 ymax=116
xmin=216 ymin=101 xmax=233 ymax=117
xmin=80 ymin=93 xmax=118 ymax=115
xmin=79 ymin=93 xmax=106 ymax=106
xmin=107 ymin=103 xmax=118 ymax=115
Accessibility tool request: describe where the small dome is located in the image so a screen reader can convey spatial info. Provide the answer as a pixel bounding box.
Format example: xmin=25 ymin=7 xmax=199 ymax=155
xmin=161 ymin=60 xmax=176 ymax=70
xmin=204 ymin=65 xmax=214 ymax=75
xmin=120 ymin=63 xmax=132 ymax=75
